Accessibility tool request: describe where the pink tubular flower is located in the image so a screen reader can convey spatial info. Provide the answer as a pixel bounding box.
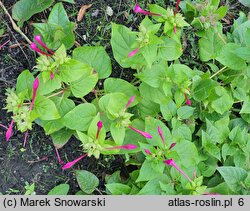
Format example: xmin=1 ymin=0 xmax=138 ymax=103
xmin=106 ymin=144 xmax=137 ymax=150
xmin=29 ymin=78 xmax=39 ymax=110
xmin=144 ymin=149 xmax=152 ymax=155
xmin=184 ymin=93 xmax=192 ymax=106
xmin=50 ymin=71 xmax=55 ymax=80
xmin=6 ymin=119 xmax=14 ymax=141
xmin=125 ymin=96 xmax=136 ymax=110
xmin=30 ymin=42 xmax=52 ymax=56
xmin=96 ymin=121 xmax=103 ymax=139
xmin=169 ymin=142 xmax=176 ymax=150
xmin=62 ymin=154 xmax=87 ymax=170
xmin=34 ymin=35 xmax=54 ymax=55
xmin=128 ymin=125 xmax=152 ymax=139
xmin=128 ymin=48 xmax=140 ymax=58
xmin=157 ymin=126 xmax=165 ymax=144
xmin=174 ymin=0 xmax=181 ymax=15
xmin=164 ymin=159 xmax=192 ymax=183
xmin=134 ymin=3 xmax=161 ymax=16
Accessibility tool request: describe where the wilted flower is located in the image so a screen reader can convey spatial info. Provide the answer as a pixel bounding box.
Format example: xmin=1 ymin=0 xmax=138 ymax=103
xmin=144 ymin=149 xmax=152 ymax=155
xmin=6 ymin=119 xmax=14 ymax=141
xmin=128 ymin=125 xmax=152 ymax=139
xmin=184 ymin=93 xmax=192 ymax=106
xmin=106 ymin=144 xmax=137 ymax=150
xmin=125 ymin=96 xmax=136 ymax=110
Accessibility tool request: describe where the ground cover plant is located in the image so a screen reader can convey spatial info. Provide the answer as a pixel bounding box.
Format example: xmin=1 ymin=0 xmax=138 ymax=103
xmin=0 ymin=0 xmax=249 ymax=195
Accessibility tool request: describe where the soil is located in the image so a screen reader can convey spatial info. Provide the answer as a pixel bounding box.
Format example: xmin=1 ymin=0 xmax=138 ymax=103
xmin=0 ymin=0 xmax=249 ymax=195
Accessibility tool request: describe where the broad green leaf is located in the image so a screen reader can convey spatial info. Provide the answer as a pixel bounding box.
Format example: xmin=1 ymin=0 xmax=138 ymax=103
xmin=138 ymin=98 xmax=160 ymax=118
xmin=136 ymin=63 xmax=166 ymax=88
xmin=141 ymin=44 xmax=158 ymax=67
xmin=202 ymin=131 xmax=221 ymax=160
xmin=138 ymin=176 xmax=171 ymax=195
xmin=158 ymin=37 xmax=182 ymax=61
xmin=59 ymin=0 xmax=74 ymax=3
xmin=73 ymin=46 xmax=111 ymax=79
xmin=222 ymin=143 xmax=237 ymax=161
xmin=51 ymin=128 xmax=74 ymax=148
xmin=16 ymin=70 xmax=34 ymax=97
xmin=216 ymin=43 xmax=247 ymax=70
xmin=104 ymin=78 xmax=140 ymax=105
xmin=12 ymin=0 xmax=54 ymax=26
xmin=240 ymin=98 xmax=250 ymax=114
xmin=76 ymin=170 xmax=99 ymax=194
xmin=63 ymin=104 xmax=96 ymax=131
xmin=177 ymin=106 xmax=195 ymax=120
xmin=106 ymin=183 xmax=131 ymax=195
xmin=139 ymin=83 xmax=171 ymax=104
xmin=136 ymin=160 xmax=164 ymax=182
xmin=217 ymin=167 xmax=248 ymax=193
xmin=48 ymin=184 xmax=69 ymax=195
xmin=239 ymin=0 xmax=250 ymax=7
xmin=192 ymin=78 xmax=217 ymax=101
xmin=60 ymin=59 xmax=92 ymax=83
xmin=111 ymin=23 xmax=142 ymax=68
xmin=98 ymin=93 xmax=128 ymax=117
xmin=70 ymin=73 xmax=98 ymax=98
xmin=110 ymin=123 xmax=125 ymax=145
xmin=160 ymin=101 xmax=177 ymax=121
xmin=198 ymin=27 xmax=225 ymax=61
xmin=198 ymin=158 xmax=218 ymax=177
xmin=229 ymin=126 xmax=249 ymax=147
xmin=33 ymin=96 xmax=60 ymax=120
xmin=211 ymin=86 xmax=234 ymax=114
xmin=33 ymin=3 xmax=75 ymax=49
xmin=234 ymin=47 xmax=250 ymax=62
xmin=38 ymin=73 xmax=61 ymax=95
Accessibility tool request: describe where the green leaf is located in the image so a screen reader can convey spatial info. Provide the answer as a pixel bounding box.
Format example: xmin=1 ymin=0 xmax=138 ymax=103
xmin=192 ymin=78 xmax=217 ymax=101
xmin=16 ymin=70 xmax=34 ymax=97
xmin=38 ymin=73 xmax=61 ymax=95
xmin=136 ymin=160 xmax=164 ymax=182
xmin=217 ymin=167 xmax=248 ymax=193
xmin=240 ymin=98 xmax=250 ymax=114
xmin=216 ymin=43 xmax=247 ymax=70
xmin=239 ymin=0 xmax=250 ymax=7
xmin=51 ymin=129 xmax=74 ymax=148
xmin=33 ymin=96 xmax=60 ymax=120
xmin=202 ymin=131 xmax=221 ymax=160
xmin=110 ymin=123 xmax=125 ymax=145
xmin=139 ymin=83 xmax=171 ymax=104
xmin=59 ymin=0 xmax=74 ymax=3
xmin=234 ymin=47 xmax=250 ymax=62
xmin=106 ymin=183 xmax=131 ymax=195
xmin=211 ymin=86 xmax=234 ymax=114
xmin=60 ymin=59 xmax=92 ymax=83
xmin=104 ymin=78 xmax=140 ymax=105
xmin=73 ymin=46 xmax=111 ymax=79
xmin=63 ymin=104 xmax=96 ymax=131
xmin=70 ymin=73 xmax=98 ymax=98
xmin=33 ymin=3 xmax=75 ymax=49
xmin=136 ymin=63 xmax=166 ymax=88
xmin=177 ymin=106 xmax=195 ymax=120
xmin=12 ymin=0 xmax=54 ymax=26
xmin=111 ymin=23 xmax=142 ymax=68
xmin=158 ymin=37 xmax=182 ymax=61
xmin=160 ymin=101 xmax=177 ymax=121
xmin=76 ymin=170 xmax=99 ymax=194
xmin=138 ymin=98 xmax=160 ymax=118
xmin=48 ymin=184 xmax=69 ymax=195
xmin=198 ymin=27 xmax=225 ymax=61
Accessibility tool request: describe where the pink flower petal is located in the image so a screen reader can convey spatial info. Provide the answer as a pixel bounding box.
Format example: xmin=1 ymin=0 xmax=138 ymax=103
xmin=128 ymin=48 xmax=140 ymax=58
xmin=157 ymin=126 xmax=165 ymax=143
xmin=144 ymin=149 xmax=152 ymax=155
xmin=125 ymin=96 xmax=136 ymax=110
xmin=128 ymin=125 xmax=152 ymax=139
xmin=164 ymin=159 xmax=192 ymax=183
xmin=34 ymin=35 xmax=54 ymax=55
xmin=6 ymin=119 xmax=14 ymax=141
xmin=106 ymin=144 xmax=137 ymax=150
xmin=30 ymin=42 xmax=51 ymax=56
xmin=134 ymin=3 xmax=161 ymax=16
xmin=62 ymin=154 xmax=87 ymax=170
xmin=96 ymin=121 xmax=103 ymax=139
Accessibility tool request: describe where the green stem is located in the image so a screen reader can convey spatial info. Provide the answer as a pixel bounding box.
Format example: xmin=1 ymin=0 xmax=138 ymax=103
xmin=210 ymin=66 xmax=228 ymax=79
xmin=47 ymin=89 xmax=66 ymax=99
xmin=81 ymin=97 xmax=88 ymax=103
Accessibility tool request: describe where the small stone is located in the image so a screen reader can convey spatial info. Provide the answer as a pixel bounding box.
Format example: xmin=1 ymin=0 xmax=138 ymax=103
xmin=106 ymin=6 xmax=113 ymax=17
